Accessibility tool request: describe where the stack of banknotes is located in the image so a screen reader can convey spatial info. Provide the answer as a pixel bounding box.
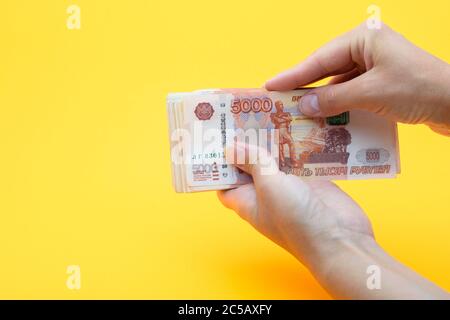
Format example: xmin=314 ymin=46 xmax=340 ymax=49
xmin=167 ymin=88 xmax=400 ymax=192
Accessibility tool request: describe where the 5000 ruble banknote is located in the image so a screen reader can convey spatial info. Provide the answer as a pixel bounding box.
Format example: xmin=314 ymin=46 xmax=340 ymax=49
xmin=167 ymin=88 xmax=400 ymax=192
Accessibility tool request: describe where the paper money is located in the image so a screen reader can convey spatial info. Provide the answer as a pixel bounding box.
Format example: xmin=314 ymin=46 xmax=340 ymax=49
xmin=167 ymin=88 xmax=400 ymax=192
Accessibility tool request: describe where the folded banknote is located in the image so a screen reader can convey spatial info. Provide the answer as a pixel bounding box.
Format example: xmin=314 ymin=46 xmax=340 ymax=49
xmin=167 ymin=88 xmax=400 ymax=192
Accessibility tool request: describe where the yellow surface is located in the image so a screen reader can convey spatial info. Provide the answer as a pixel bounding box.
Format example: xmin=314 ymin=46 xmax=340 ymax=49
xmin=0 ymin=0 xmax=449 ymax=299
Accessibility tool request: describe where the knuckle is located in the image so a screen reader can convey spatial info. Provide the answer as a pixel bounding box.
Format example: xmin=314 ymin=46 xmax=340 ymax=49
xmin=311 ymin=52 xmax=331 ymax=75
xmin=320 ymin=87 xmax=340 ymax=114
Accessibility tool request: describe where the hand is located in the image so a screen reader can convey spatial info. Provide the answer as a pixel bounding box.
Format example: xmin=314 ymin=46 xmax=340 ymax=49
xmin=218 ymin=143 xmax=449 ymax=299
xmin=265 ymin=23 xmax=450 ymax=135
xmin=218 ymin=143 xmax=373 ymax=271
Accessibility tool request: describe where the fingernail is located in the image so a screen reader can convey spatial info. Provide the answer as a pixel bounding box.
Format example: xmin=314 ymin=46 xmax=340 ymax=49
xmin=299 ymin=94 xmax=320 ymax=115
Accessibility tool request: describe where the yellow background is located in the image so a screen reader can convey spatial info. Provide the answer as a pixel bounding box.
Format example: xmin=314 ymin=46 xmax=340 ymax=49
xmin=0 ymin=0 xmax=449 ymax=299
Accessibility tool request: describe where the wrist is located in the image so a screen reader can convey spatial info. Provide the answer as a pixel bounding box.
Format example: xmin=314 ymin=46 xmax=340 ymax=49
xmin=422 ymin=62 xmax=450 ymax=128
xmin=304 ymin=231 xmax=381 ymax=284
xmin=301 ymin=230 xmax=449 ymax=299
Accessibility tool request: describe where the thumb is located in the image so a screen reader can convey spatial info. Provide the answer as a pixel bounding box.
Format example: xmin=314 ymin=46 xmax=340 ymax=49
xmin=299 ymin=76 xmax=372 ymax=117
xmin=225 ymin=142 xmax=280 ymax=185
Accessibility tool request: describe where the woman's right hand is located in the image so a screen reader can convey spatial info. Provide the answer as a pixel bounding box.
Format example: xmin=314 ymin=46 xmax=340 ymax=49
xmin=265 ymin=23 xmax=450 ymax=135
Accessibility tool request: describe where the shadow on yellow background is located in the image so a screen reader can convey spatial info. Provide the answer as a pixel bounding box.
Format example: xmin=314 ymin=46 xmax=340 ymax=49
xmin=0 ymin=0 xmax=449 ymax=298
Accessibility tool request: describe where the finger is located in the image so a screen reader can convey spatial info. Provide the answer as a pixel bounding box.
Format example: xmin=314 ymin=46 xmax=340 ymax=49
xmin=217 ymin=184 xmax=257 ymax=223
xmin=298 ymin=73 xmax=373 ymax=117
xmin=328 ymin=68 xmax=361 ymax=85
xmin=429 ymin=125 xmax=450 ymax=136
xmin=265 ymin=32 xmax=357 ymax=91
xmin=225 ymin=142 xmax=280 ymax=186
